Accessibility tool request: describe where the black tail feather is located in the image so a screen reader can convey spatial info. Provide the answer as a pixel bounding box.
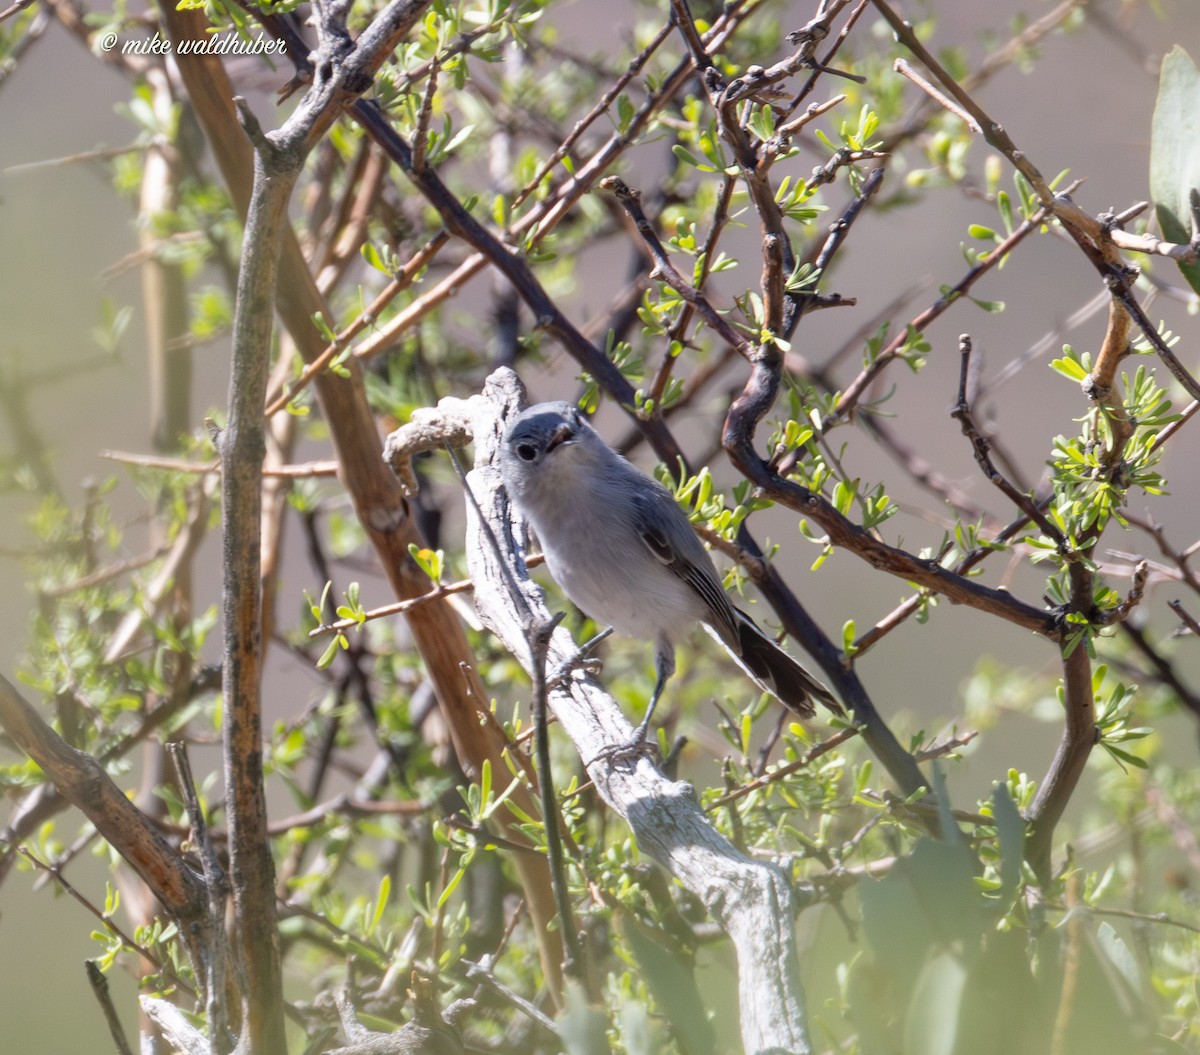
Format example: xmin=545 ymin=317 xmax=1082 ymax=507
xmin=723 ymin=609 xmax=843 ymax=718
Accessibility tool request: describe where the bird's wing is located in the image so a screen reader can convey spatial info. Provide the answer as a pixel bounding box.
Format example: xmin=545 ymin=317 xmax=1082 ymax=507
xmin=631 ymin=488 xmax=741 ymax=647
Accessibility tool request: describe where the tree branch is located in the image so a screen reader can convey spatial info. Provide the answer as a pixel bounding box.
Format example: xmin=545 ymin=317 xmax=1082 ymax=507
xmin=0 ymin=674 xmax=207 ymax=924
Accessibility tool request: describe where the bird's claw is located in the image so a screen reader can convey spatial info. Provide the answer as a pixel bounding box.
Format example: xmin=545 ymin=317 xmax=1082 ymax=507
xmin=586 ymin=725 xmax=658 ymax=768
xmin=546 ymin=651 xmax=603 ymax=690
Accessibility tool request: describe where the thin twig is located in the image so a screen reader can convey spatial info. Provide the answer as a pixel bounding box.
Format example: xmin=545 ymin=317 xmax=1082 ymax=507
xmin=600 ymin=175 xmax=753 ymax=357
xmin=85 ymin=961 xmax=135 ymax=1055
xmin=710 ymin=726 xmax=862 ymax=808
xmin=14 ymin=846 xmax=192 ymax=994
xmin=951 ymin=334 xmax=1066 ymax=548
xmin=1169 ymin=599 xmax=1200 ymax=638
xmin=893 ymin=58 xmax=981 ymax=132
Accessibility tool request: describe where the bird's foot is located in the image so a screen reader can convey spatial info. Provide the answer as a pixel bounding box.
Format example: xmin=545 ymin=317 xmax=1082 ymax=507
xmin=546 ymin=627 xmax=613 ymax=690
xmin=586 ymin=723 xmax=659 ymax=768
xmin=546 ymin=651 xmax=603 ymax=690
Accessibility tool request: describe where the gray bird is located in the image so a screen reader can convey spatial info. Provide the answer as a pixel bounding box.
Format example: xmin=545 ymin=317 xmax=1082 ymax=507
xmin=499 ymin=401 xmax=841 ymax=748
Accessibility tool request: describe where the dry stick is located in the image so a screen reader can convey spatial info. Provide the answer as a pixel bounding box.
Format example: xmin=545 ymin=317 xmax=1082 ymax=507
xmin=1169 ymin=599 xmax=1200 ymax=639
xmin=102 ymin=449 xmax=340 ymax=477
xmin=86 ymin=961 xmax=136 ymax=1055
xmin=600 ymin=176 xmax=753 ymax=355
xmin=719 ymin=0 xmax=859 ymax=106
xmin=167 ymin=742 xmax=233 ymax=1051
xmin=951 ymin=335 xmax=1066 ymax=548
xmin=782 ymin=0 xmax=868 ymax=117
xmin=893 ymin=58 xmax=980 ymax=132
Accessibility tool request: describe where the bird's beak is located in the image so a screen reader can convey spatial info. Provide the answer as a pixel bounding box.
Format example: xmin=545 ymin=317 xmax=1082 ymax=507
xmin=545 ymin=422 xmax=574 ymax=453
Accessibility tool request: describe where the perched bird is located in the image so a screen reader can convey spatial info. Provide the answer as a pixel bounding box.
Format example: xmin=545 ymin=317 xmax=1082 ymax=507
xmin=499 ymin=401 xmax=841 ymax=749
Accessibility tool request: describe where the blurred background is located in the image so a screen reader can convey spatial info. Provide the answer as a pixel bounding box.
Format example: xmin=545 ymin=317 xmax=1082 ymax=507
xmin=1 ymin=0 xmax=1198 ymax=1049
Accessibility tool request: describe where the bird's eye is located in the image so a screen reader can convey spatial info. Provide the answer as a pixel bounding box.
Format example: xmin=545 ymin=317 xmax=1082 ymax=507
xmin=516 ymin=443 xmax=538 ymax=462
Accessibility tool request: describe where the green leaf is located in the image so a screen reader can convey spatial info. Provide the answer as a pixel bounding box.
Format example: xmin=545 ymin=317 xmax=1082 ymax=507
xmin=990 ymin=783 xmax=1025 ymax=904
xmin=312 ymin=312 xmax=337 ymax=342
xmin=1050 ymin=354 xmax=1088 ymax=382
xmin=316 ymin=635 xmax=342 ymax=669
xmin=615 ymin=911 xmax=714 ymax=1055
xmin=360 ymin=242 xmax=388 ymax=275
xmin=1149 ymin=47 xmax=1200 ymax=294
xmin=616 ymin=92 xmax=634 ymax=134
xmin=903 ymin=952 xmax=966 ymax=1055
xmin=368 ymin=874 xmax=391 ymax=936
xmin=558 ymin=980 xmax=610 ymax=1055
xmin=842 ymin=619 xmax=857 ymax=657
xmin=1096 ymin=921 xmax=1141 ymax=994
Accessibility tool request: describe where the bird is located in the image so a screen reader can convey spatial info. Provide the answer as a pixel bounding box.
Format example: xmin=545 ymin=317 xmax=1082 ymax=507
xmin=498 ymin=400 xmax=841 ymax=750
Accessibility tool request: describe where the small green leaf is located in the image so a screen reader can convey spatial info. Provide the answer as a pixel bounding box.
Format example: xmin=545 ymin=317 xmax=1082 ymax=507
xmin=672 ymin=144 xmax=702 ymax=169
xmin=312 ymin=312 xmax=337 ymax=342
xmin=842 ymin=619 xmax=857 ymax=657
xmin=316 ymin=635 xmax=342 ymax=669
xmin=436 ymin=865 xmax=465 ymax=908
xmin=368 ymin=875 xmax=391 ymax=936
xmin=1050 ymin=354 xmax=1088 ymax=382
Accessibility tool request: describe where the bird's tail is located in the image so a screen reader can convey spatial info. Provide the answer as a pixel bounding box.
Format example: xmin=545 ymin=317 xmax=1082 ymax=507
xmin=706 ymin=610 xmax=843 ymax=718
